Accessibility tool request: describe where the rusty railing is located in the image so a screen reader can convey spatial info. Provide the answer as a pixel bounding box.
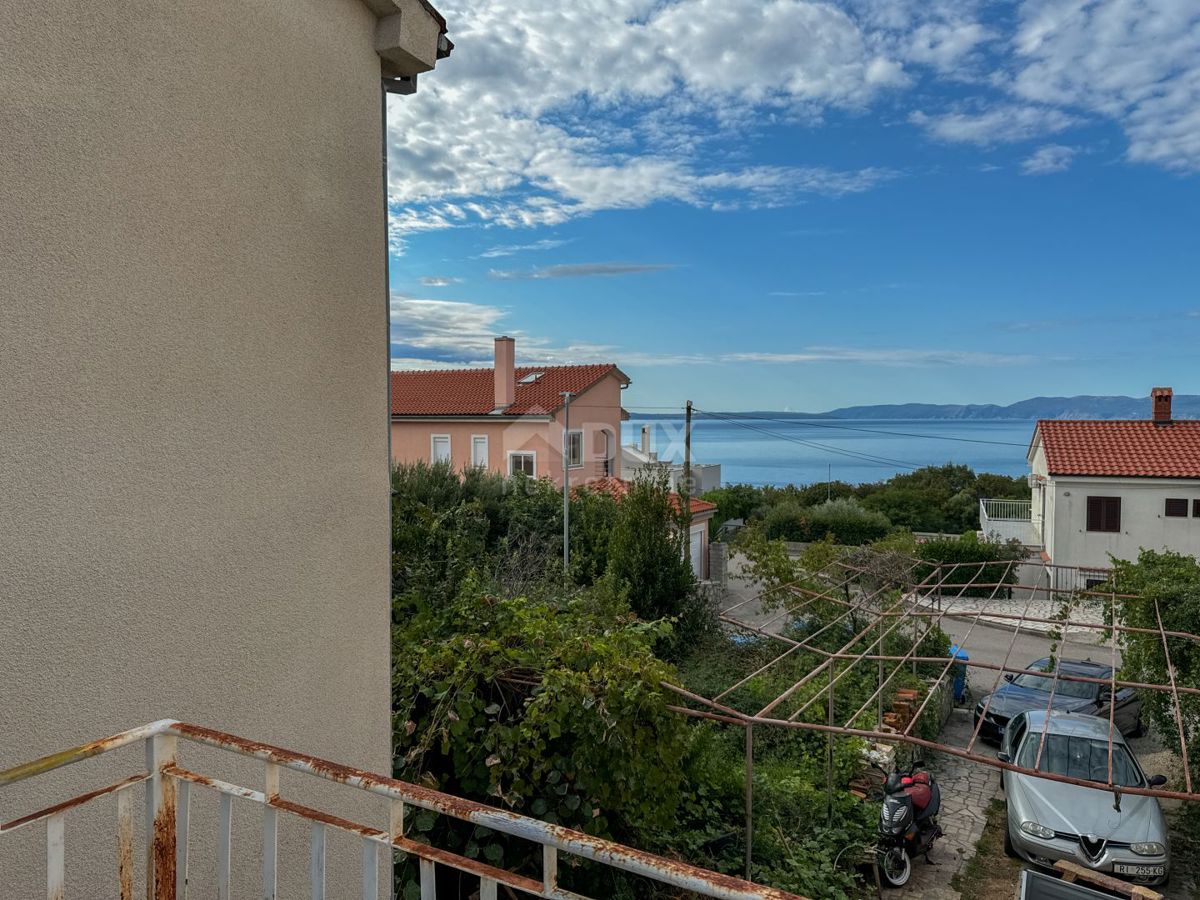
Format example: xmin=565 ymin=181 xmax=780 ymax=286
xmin=0 ymin=720 xmax=804 ymax=900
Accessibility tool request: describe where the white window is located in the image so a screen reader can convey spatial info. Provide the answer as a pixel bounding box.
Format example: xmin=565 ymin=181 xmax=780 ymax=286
xmin=508 ymin=451 xmax=536 ymax=478
xmin=471 ymin=435 xmax=489 ymax=468
xmin=430 ymin=434 xmax=451 ymax=464
xmin=565 ymin=430 xmax=583 ymax=468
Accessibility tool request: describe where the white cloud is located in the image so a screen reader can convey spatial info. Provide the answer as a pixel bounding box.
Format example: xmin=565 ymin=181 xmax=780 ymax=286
xmin=489 ymin=262 xmax=675 ymax=280
xmin=386 ymin=0 xmax=912 ymax=247
xmin=419 ymin=276 xmax=462 ymax=286
xmin=389 ymin=296 xmax=621 ymax=368
xmin=1021 ymin=143 xmax=1078 ymax=174
xmin=386 ymin=0 xmax=1200 ymax=257
xmin=390 ymin=298 xmax=1043 ymax=370
xmin=1010 ymin=0 xmax=1200 ymax=171
xmin=478 ymin=239 xmax=570 ymax=258
xmin=722 ymin=348 xmax=1040 ymax=367
xmin=910 ymin=104 xmax=1080 ymax=145
xmin=903 ymin=20 xmax=992 ymax=72
xmin=389 ymin=297 xmax=507 ymax=365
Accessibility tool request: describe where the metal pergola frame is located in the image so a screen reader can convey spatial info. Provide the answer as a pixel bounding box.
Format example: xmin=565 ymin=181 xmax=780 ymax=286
xmin=663 ymin=548 xmax=1200 ymax=879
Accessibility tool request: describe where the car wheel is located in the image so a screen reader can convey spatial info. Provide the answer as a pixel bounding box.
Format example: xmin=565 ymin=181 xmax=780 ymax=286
xmin=1003 ymin=823 xmax=1017 ymax=859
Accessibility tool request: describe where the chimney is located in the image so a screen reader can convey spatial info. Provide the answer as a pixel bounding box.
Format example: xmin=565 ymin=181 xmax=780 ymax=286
xmin=640 ymin=425 xmax=651 ymax=454
xmin=1152 ymin=386 xmax=1173 ymax=424
xmin=493 ymin=336 xmax=515 ymax=410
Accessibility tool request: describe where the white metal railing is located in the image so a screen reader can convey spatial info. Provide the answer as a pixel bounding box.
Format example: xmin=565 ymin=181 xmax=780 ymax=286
xmin=0 ymin=720 xmax=804 ymax=900
xmin=979 ymin=498 xmax=1040 ymax=546
xmin=979 ymin=498 xmax=1032 ymax=522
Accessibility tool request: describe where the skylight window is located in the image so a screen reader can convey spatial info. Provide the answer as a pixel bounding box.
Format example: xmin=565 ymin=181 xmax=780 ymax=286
xmin=518 ymin=372 xmax=544 ymax=384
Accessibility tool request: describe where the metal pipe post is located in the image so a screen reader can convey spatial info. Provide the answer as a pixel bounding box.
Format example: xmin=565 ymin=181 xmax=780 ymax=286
xmin=744 ymin=725 xmax=754 ymax=882
xmin=562 ymin=391 xmax=572 ymax=572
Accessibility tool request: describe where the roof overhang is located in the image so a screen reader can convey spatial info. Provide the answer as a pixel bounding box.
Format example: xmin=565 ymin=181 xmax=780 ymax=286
xmin=365 ymin=0 xmax=452 ymax=93
xmin=1026 ymin=422 xmax=1043 ymax=465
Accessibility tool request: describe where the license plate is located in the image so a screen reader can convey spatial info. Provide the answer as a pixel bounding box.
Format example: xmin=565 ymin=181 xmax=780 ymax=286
xmin=1114 ymin=864 xmax=1165 ymax=877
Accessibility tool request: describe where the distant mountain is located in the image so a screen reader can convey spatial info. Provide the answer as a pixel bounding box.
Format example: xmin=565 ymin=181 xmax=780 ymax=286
xmin=630 ymin=394 xmax=1200 ymax=421
xmin=762 ymin=394 xmax=1200 ymax=421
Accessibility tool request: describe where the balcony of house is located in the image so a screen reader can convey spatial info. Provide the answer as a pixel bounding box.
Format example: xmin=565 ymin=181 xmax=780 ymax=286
xmin=1 ymin=720 xmax=802 ymax=900
xmin=978 ymin=498 xmax=1041 ymax=547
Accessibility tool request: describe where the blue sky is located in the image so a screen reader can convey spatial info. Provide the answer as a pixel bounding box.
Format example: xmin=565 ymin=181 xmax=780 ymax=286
xmin=385 ymin=0 xmax=1200 ymax=412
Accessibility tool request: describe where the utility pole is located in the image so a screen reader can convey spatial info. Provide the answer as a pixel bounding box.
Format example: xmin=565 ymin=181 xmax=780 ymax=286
xmin=683 ymin=400 xmax=693 ymax=523
xmin=562 ymin=391 xmax=573 ymax=572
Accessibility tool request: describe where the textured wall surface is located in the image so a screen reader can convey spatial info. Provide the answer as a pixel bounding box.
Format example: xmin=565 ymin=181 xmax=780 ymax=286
xmin=0 ymin=0 xmax=392 ymax=893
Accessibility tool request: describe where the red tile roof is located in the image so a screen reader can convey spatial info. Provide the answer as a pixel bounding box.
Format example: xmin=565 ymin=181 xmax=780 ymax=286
xmin=583 ymin=476 xmax=717 ymax=516
xmin=391 ymin=365 xmax=627 ymax=417
xmin=1034 ymin=419 xmax=1200 ymax=478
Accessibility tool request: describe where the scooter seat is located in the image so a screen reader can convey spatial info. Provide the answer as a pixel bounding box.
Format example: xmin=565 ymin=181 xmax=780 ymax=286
xmin=914 ymin=783 xmax=940 ymax=822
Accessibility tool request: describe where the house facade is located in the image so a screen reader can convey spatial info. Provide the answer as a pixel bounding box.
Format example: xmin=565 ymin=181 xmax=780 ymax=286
xmin=391 ymin=337 xmax=631 ymax=486
xmin=1 ymin=1 xmax=449 ymax=894
xmin=984 ymin=389 xmax=1200 ymax=582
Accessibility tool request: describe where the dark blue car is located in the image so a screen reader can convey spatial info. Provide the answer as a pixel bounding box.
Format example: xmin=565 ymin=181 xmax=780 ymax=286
xmin=973 ymin=657 xmax=1142 ymax=744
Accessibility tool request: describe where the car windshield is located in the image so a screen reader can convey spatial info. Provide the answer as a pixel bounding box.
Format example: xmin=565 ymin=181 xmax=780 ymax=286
xmin=1016 ymin=733 xmax=1143 ymax=787
xmin=1011 ymin=668 xmax=1098 ymax=699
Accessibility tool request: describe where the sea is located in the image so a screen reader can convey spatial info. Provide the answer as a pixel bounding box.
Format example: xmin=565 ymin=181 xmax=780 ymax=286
xmin=621 ymin=417 xmax=1035 ymax=487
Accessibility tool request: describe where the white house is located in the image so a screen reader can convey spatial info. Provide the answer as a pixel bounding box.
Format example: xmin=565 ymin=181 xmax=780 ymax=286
xmin=622 ymin=424 xmax=723 ymax=495
xmin=982 ymin=388 xmax=1200 ymax=586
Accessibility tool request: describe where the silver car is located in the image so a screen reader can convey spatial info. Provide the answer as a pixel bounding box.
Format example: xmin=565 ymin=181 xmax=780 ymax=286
xmin=1000 ymin=710 xmax=1170 ymax=887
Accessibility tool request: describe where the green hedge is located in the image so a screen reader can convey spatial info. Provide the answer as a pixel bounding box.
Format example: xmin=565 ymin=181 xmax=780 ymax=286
xmin=914 ymin=532 xmax=1024 ymax=597
xmin=762 ymin=498 xmax=891 ymax=545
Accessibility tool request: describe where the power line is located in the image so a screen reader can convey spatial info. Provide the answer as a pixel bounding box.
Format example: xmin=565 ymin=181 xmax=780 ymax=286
xmin=698 ymin=411 xmax=1029 ymax=447
xmin=696 ymin=408 xmax=923 ymax=472
xmin=623 ymin=407 xmax=1027 ymax=447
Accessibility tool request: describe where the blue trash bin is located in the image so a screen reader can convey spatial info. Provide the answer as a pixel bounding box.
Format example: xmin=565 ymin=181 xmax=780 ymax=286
xmin=948 ymin=644 xmax=969 ymax=702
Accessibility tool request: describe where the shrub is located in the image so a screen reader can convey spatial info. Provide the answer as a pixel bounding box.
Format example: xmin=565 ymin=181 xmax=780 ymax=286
xmin=761 ymin=498 xmax=890 ymax=545
xmin=914 ymin=531 xmax=1024 ymax=597
xmin=804 ymin=498 xmax=891 ymax=545
xmin=701 ymin=483 xmax=763 ymax=525
xmin=393 ymin=578 xmax=691 ymax=894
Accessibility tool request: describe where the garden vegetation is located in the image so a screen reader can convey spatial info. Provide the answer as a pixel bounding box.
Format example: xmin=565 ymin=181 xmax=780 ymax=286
xmin=390 ymin=462 xmax=971 ymax=898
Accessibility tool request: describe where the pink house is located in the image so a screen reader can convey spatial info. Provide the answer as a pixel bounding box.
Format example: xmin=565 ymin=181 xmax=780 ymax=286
xmin=390 ymin=337 xmax=631 ymax=487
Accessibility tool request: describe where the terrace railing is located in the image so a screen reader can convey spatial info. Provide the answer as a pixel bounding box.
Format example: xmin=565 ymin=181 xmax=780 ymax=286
xmin=979 ymin=498 xmax=1039 ymax=546
xmin=0 ymin=720 xmax=803 ymax=900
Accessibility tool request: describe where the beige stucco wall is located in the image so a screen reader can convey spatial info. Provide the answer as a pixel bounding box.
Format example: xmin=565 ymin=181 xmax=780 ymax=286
xmin=0 ymin=0 xmax=404 ymax=894
xmin=391 ymin=373 xmax=627 ymax=485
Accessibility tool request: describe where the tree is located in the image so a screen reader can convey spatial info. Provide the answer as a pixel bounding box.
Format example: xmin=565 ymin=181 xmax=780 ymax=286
xmin=605 ymin=475 xmax=709 ymax=655
xmin=1108 ymin=550 xmax=1200 ymax=820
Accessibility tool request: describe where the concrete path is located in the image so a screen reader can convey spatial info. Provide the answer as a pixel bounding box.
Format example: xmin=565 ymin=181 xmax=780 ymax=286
xmin=894 ymin=708 xmax=1003 ymax=900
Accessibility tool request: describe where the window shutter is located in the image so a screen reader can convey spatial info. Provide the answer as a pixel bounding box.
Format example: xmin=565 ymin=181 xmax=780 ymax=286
xmin=1087 ymin=496 xmax=1120 ymax=532
xmin=1166 ymin=498 xmax=1188 ymax=517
